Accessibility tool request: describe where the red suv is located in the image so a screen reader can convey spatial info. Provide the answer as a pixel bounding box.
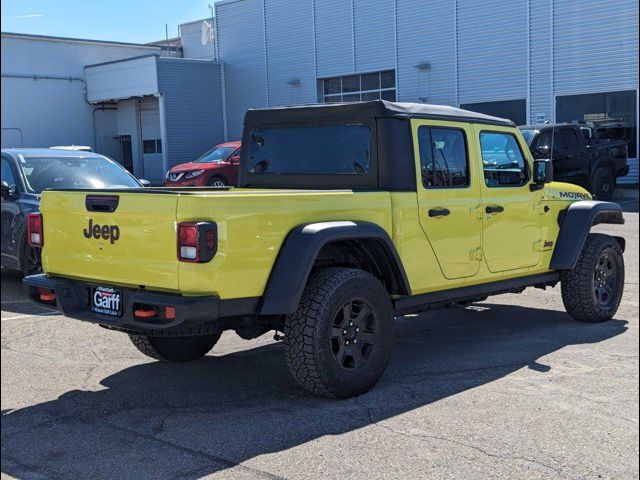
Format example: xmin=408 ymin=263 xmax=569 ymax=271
xmin=164 ymin=141 xmax=241 ymax=187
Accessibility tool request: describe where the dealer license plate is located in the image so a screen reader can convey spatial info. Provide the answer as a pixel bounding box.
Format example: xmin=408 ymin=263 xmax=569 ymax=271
xmin=90 ymin=286 xmax=123 ymax=317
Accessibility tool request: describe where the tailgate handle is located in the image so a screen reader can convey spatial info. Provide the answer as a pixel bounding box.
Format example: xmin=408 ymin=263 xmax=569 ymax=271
xmin=86 ymin=195 xmax=119 ymax=213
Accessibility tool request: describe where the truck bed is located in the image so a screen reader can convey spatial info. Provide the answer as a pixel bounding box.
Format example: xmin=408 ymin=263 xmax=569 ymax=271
xmin=40 ymin=188 xmax=394 ymax=298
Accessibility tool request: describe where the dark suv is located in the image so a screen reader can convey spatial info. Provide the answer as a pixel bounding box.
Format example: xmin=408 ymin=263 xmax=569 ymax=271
xmin=519 ymin=124 xmax=629 ymax=200
xmin=1 ymin=148 xmax=143 ymax=275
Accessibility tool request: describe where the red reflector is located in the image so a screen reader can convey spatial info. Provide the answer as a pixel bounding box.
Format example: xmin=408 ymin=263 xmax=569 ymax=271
xmin=37 ymin=288 xmax=55 ymax=302
xmin=28 ymin=213 xmax=43 ymax=247
xmin=165 ymin=306 xmax=176 ymax=319
xmin=205 ymin=229 xmax=216 ymax=250
xmin=134 ymin=309 xmax=156 ymax=318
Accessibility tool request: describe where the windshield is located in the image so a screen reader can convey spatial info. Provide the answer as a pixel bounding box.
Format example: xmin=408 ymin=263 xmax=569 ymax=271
xmin=519 ymin=129 xmax=537 ymax=145
xmin=246 ymin=124 xmax=371 ymax=175
xmin=194 ymin=146 xmax=236 ymax=163
xmin=18 ymin=155 xmax=140 ymax=193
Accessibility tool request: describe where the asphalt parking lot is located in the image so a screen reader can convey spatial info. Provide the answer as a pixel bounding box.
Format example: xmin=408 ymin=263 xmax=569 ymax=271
xmin=2 ymin=198 xmax=638 ymax=480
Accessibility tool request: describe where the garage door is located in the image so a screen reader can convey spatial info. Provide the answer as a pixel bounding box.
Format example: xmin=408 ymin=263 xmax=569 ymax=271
xmin=140 ymin=98 xmax=164 ymax=185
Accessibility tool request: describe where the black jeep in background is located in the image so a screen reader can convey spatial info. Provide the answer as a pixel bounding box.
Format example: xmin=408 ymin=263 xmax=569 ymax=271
xmin=519 ymin=124 xmax=629 ymax=200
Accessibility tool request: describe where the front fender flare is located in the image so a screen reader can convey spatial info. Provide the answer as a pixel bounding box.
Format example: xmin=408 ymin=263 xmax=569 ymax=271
xmin=259 ymin=221 xmax=410 ymax=315
xmin=550 ymin=200 xmax=624 ymax=270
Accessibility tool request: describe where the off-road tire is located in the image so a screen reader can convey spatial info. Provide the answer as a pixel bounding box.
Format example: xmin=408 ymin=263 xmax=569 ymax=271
xmin=283 ymin=268 xmax=394 ymax=398
xmin=561 ymin=233 xmax=624 ymax=323
xmin=128 ymin=332 xmax=221 ymax=362
xmin=207 ymin=176 xmax=228 ymax=187
xmin=590 ymin=167 xmax=615 ymax=201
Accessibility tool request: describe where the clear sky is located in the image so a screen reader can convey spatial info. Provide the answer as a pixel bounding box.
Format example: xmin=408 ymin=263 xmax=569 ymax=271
xmin=1 ymin=0 xmax=220 ymax=44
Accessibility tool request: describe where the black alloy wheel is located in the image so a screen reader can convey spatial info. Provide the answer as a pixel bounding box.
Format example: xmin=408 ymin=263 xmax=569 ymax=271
xmin=593 ymin=250 xmax=619 ymax=309
xmin=330 ymin=299 xmax=379 ymax=370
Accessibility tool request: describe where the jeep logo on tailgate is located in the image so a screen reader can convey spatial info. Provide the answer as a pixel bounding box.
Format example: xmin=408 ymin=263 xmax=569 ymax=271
xmin=83 ymin=219 xmax=120 ymax=244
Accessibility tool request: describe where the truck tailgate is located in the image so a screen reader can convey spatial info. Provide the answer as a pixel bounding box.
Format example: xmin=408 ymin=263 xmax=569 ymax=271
xmin=41 ymin=190 xmax=180 ymax=292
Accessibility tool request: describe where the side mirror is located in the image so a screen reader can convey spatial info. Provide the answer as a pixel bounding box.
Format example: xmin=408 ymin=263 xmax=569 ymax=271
xmin=532 ymin=159 xmax=553 ymax=185
xmin=229 ymin=155 xmax=240 ymax=164
xmin=138 ymin=178 xmax=152 ymax=187
xmin=535 ymin=144 xmax=550 ymax=157
xmin=1 ymin=180 xmax=17 ymax=200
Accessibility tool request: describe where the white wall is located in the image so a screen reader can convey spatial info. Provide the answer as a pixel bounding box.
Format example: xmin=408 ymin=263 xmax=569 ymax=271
xmin=1 ymin=76 xmax=91 ymax=148
xmin=180 ymin=19 xmax=217 ymax=60
xmin=85 ymin=55 xmax=159 ymax=102
xmin=1 ymin=34 xmax=167 ymax=149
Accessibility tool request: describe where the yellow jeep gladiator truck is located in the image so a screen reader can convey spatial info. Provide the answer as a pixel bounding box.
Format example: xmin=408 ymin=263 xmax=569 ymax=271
xmin=25 ymin=101 xmax=626 ymax=398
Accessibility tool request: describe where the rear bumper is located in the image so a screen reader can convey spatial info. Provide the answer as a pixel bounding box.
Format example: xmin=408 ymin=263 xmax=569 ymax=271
xmin=23 ymin=274 xmax=220 ymax=336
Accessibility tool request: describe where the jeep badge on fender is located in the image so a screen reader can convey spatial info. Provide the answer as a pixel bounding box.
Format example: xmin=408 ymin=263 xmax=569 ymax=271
xmin=83 ymin=219 xmax=120 ymax=244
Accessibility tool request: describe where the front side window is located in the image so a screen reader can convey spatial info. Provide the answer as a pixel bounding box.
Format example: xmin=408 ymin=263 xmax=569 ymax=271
xmin=557 ymin=129 xmax=579 ymax=149
xmin=536 ymin=130 xmax=552 ymax=150
xmin=17 ymin=155 xmax=140 ymax=193
xmin=480 ymin=132 xmax=528 ymax=187
xmin=246 ymin=124 xmax=371 ymax=175
xmin=418 ymin=127 xmax=469 ymax=188
xmin=519 ymin=129 xmax=537 ymax=146
xmin=1 ymin=157 xmax=17 ymax=186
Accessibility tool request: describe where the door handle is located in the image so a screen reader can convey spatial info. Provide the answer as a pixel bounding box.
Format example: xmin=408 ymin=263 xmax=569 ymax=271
xmin=428 ymin=208 xmax=450 ymax=217
xmin=485 ymin=205 xmax=504 ymax=214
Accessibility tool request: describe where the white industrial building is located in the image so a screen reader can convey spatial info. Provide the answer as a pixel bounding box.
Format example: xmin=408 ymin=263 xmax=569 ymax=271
xmin=2 ymin=0 xmax=638 ymax=184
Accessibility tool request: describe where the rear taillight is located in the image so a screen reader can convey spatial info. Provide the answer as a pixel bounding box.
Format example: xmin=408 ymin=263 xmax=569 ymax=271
xmin=177 ymin=222 xmax=217 ymax=263
xmin=28 ymin=213 xmax=43 ymax=247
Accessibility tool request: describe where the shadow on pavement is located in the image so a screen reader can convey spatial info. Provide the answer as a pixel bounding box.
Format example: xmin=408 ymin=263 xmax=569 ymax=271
xmin=1 ymin=303 xmax=627 ymax=479
xmin=1 ymin=269 xmax=55 ymax=317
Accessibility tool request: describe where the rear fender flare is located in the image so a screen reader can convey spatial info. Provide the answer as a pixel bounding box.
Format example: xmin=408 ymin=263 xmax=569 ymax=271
xmin=259 ymin=221 xmax=410 ymax=315
xmin=550 ymin=200 xmax=625 ymax=270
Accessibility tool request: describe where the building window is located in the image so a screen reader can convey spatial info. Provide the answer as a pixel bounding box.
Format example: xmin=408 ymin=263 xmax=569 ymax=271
xmin=460 ymin=99 xmax=527 ymax=126
xmin=317 ymin=70 xmax=396 ymax=103
xmin=556 ymin=90 xmax=637 ymax=158
xmin=143 ymin=139 xmax=162 ymax=154
xmin=418 ymin=127 xmax=470 ymax=188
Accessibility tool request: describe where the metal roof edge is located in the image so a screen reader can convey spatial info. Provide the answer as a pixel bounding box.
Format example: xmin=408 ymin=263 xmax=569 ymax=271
xmin=156 ymin=57 xmax=220 ymax=65
xmin=179 ymin=18 xmax=213 ymax=27
xmin=84 ymin=54 xmax=160 ymax=69
xmin=1 ymin=31 xmax=180 ymax=51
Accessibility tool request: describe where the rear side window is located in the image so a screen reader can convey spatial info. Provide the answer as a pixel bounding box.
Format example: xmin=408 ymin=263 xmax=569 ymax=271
xmin=246 ymin=124 xmax=371 ymax=175
xmin=418 ymin=127 xmax=469 ymax=188
xmin=480 ymin=132 xmax=528 ymax=187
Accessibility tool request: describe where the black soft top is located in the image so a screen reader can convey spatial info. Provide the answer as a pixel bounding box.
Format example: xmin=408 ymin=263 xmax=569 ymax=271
xmin=244 ymin=100 xmax=514 ymax=127
xmin=239 ymin=101 xmax=515 ymax=190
